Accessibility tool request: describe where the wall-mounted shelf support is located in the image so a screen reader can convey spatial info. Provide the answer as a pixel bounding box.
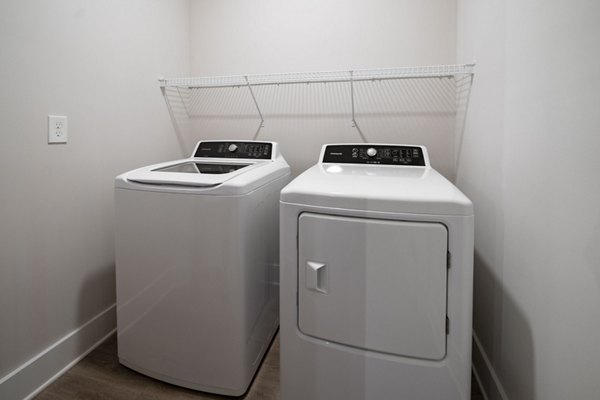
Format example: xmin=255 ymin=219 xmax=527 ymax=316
xmin=350 ymin=70 xmax=356 ymax=127
xmin=349 ymin=70 xmax=368 ymax=142
xmin=244 ymin=75 xmax=265 ymax=140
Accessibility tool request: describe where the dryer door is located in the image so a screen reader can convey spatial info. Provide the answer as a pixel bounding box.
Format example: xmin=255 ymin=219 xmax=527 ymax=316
xmin=298 ymin=213 xmax=448 ymax=360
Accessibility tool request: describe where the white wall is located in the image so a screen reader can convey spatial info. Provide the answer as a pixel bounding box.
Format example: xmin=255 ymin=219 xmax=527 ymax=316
xmin=0 ymin=1 xmax=189 ymax=398
xmin=190 ymin=0 xmax=457 ymax=76
xmin=187 ymin=0 xmax=459 ymax=176
xmin=456 ymin=1 xmax=600 ymax=399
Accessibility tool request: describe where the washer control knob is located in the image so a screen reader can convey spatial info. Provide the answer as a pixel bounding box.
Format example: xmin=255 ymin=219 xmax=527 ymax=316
xmin=228 ymin=144 xmax=238 ymax=152
xmin=366 ymin=147 xmax=377 ymax=157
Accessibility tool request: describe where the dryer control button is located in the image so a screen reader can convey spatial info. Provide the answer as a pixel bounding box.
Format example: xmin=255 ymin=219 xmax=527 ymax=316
xmin=228 ymin=144 xmax=238 ymax=152
xmin=366 ymin=147 xmax=377 ymax=157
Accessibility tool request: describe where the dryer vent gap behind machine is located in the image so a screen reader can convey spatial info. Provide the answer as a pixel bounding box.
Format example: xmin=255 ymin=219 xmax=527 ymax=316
xmin=115 ymin=141 xmax=291 ymax=396
xmin=279 ymin=144 xmax=474 ymax=400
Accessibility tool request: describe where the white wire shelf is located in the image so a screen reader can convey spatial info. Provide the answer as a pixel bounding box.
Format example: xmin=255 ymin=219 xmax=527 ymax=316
xmin=159 ymin=64 xmax=475 ymax=166
xmin=159 ymin=64 xmax=475 ymax=89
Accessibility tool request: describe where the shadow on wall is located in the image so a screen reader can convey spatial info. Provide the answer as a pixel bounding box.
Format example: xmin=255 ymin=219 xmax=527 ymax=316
xmin=472 ymin=251 xmax=535 ymax=400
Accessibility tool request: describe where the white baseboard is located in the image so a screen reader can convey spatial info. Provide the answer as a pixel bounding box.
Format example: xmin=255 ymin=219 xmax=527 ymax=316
xmin=472 ymin=332 xmax=509 ymax=400
xmin=0 ymin=304 xmax=116 ymax=400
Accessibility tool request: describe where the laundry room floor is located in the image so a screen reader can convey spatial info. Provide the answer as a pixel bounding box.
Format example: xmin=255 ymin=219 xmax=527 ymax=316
xmin=35 ymin=334 xmax=484 ymax=399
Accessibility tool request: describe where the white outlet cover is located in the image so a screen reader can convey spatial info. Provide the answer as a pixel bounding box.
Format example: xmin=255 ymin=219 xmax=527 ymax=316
xmin=48 ymin=115 xmax=68 ymax=144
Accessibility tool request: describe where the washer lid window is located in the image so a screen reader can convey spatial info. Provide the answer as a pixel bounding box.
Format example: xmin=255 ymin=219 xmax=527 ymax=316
xmin=154 ymin=162 xmax=250 ymax=175
xmin=126 ymin=159 xmax=264 ymax=188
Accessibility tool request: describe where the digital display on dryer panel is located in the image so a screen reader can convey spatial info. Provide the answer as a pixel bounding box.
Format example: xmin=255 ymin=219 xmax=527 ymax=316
xmin=193 ymin=141 xmax=272 ymax=159
xmin=322 ymin=145 xmax=426 ymax=166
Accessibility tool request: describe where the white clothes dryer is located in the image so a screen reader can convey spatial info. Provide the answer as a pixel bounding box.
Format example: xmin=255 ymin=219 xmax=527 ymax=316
xmin=115 ymin=140 xmax=290 ymax=396
xmin=279 ymin=144 xmax=474 ymax=400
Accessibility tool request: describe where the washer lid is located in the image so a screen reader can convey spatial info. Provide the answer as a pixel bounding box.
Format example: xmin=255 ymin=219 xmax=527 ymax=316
xmin=116 ymin=158 xmax=289 ymax=195
xmin=115 ymin=140 xmax=290 ymax=195
xmin=280 ymin=163 xmax=473 ymax=216
xmin=125 ymin=159 xmax=259 ymax=188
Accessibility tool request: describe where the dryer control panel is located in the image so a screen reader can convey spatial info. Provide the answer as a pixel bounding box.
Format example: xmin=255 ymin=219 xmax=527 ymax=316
xmin=322 ymin=144 xmax=426 ymax=166
xmin=194 ymin=141 xmax=273 ymax=159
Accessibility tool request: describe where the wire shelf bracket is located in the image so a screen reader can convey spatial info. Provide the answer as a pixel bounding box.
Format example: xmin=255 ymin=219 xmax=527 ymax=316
xmin=243 ymin=75 xmax=265 ymax=140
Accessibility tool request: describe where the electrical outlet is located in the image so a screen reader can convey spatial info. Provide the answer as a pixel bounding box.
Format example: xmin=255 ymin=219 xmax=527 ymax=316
xmin=48 ymin=115 xmax=68 ymax=144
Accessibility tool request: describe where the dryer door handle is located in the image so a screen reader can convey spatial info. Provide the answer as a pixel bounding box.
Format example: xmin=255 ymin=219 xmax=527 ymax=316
xmin=306 ymin=261 xmax=328 ymax=294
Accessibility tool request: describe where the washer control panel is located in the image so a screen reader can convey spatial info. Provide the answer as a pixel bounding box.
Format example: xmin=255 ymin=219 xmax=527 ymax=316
xmin=194 ymin=141 xmax=272 ymax=159
xmin=322 ymin=144 xmax=426 ymax=166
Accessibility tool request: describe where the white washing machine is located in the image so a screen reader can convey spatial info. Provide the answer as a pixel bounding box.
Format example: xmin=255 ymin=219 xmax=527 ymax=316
xmin=115 ymin=140 xmax=290 ymax=396
xmin=280 ymin=144 xmax=474 ymax=400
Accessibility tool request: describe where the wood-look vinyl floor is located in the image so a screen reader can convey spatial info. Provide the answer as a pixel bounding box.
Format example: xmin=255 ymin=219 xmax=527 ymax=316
xmin=36 ymin=334 xmax=484 ymax=399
